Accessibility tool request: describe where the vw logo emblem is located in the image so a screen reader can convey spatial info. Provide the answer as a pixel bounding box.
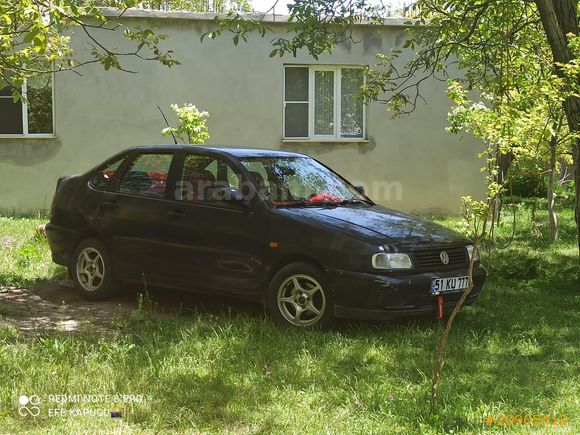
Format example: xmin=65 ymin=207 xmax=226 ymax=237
xmin=440 ymin=251 xmax=449 ymax=265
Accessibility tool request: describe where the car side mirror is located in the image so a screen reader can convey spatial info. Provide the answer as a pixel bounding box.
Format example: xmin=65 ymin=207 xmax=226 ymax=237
xmin=227 ymin=188 xmax=244 ymax=203
xmin=354 ymin=185 xmax=365 ymax=195
xmin=212 ymin=187 xmax=244 ymax=204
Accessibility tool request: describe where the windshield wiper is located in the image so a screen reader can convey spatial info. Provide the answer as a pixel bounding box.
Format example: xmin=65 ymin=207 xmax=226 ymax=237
xmin=339 ymin=197 xmax=373 ymax=206
xmin=276 ymin=200 xmax=337 ymax=208
xmin=276 ymin=197 xmax=373 ymax=208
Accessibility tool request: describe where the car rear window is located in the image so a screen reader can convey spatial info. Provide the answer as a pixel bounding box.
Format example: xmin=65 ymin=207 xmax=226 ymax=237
xmin=89 ymin=157 xmax=125 ymax=191
xmin=118 ymin=153 xmax=173 ymax=198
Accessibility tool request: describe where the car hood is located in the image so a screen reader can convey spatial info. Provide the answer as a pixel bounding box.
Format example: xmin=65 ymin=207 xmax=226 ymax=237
xmin=277 ymin=204 xmax=469 ymax=249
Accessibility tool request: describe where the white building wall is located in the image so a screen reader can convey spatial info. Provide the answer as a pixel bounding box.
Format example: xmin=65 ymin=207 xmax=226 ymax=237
xmin=0 ymin=12 xmax=485 ymax=214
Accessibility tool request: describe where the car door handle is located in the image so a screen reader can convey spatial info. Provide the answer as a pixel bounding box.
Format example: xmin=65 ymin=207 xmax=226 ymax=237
xmin=167 ymin=210 xmax=186 ymax=219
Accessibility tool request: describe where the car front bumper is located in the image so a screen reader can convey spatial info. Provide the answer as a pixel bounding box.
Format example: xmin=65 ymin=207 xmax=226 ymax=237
xmin=326 ymin=265 xmax=486 ymax=320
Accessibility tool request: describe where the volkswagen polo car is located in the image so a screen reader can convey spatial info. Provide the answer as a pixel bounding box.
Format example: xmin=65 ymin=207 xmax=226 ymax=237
xmin=45 ymin=146 xmax=486 ymax=328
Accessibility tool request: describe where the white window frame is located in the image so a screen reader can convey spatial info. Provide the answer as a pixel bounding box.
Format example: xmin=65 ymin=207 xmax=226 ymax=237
xmin=283 ymin=65 xmax=367 ymax=142
xmin=0 ymin=74 xmax=56 ymax=138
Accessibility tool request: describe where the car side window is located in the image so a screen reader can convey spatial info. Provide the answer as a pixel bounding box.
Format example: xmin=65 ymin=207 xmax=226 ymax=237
xmin=177 ymin=154 xmax=241 ymax=203
xmin=242 ymin=160 xmax=270 ymax=194
xmin=89 ymin=157 xmax=125 ymax=191
xmin=118 ymin=153 xmax=173 ymax=198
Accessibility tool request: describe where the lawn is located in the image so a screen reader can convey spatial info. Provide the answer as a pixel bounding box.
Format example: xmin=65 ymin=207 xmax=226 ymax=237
xmin=0 ymin=202 xmax=578 ymax=434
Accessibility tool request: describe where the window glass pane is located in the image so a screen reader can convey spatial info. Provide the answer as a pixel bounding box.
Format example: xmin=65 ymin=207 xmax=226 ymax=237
xmin=314 ymin=70 xmax=334 ymax=136
xmin=284 ymin=67 xmax=308 ymax=101
xmin=227 ymin=165 xmax=241 ymax=189
xmin=0 ymin=84 xmax=23 ymax=134
xmin=0 ymin=85 xmax=14 ymax=97
xmin=90 ymin=157 xmax=125 ymax=191
xmin=179 ymin=154 xmax=241 ymax=203
xmin=204 ymin=159 xmax=218 ymax=178
xmin=243 ymin=160 xmax=271 ymax=200
xmin=27 ymin=74 xmax=53 ymax=134
xmin=285 ymin=103 xmax=308 ymax=138
xmin=119 ymin=153 xmax=173 ymax=198
xmin=341 ymin=68 xmax=364 ymax=138
xmin=243 ymin=161 xmax=270 ymax=189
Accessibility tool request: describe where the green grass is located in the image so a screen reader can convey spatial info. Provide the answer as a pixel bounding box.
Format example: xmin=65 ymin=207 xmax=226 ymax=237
xmin=0 ymin=204 xmax=578 ymax=434
xmin=0 ymin=215 xmax=66 ymax=288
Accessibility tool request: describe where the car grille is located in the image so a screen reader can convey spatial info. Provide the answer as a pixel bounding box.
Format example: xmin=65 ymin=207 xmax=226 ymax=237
xmin=412 ymin=247 xmax=468 ymax=270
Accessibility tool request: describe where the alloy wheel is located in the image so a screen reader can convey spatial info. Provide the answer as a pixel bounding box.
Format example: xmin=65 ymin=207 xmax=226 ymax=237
xmin=277 ymin=274 xmax=326 ymax=326
xmin=76 ymin=247 xmax=105 ymax=292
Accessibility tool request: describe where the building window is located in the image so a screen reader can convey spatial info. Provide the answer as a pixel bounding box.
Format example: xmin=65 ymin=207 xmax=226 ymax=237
xmin=284 ymin=65 xmax=365 ymax=140
xmin=0 ymin=74 xmax=54 ymax=135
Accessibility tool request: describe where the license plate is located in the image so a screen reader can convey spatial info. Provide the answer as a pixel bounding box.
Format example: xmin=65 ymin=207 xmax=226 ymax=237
xmin=431 ymin=276 xmax=469 ymax=295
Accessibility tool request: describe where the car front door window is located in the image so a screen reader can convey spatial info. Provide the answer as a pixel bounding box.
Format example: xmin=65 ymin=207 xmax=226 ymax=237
xmin=178 ymin=154 xmax=242 ymax=206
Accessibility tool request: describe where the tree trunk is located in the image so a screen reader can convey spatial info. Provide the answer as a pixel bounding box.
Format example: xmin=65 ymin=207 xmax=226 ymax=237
xmin=495 ymin=151 xmax=514 ymax=229
xmin=548 ymin=133 xmax=558 ymax=242
xmin=535 ymin=0 xmax=580 ymax=260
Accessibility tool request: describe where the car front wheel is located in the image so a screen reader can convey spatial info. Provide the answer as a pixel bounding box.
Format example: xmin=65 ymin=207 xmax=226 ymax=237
xmin=266 ymin=262 xmax=334 ymax=328
xmin=72 ymin=238 xmax=117 ymax=300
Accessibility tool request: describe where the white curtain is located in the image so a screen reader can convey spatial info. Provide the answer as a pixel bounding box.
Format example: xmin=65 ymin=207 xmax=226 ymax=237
xmin=341 ymin=69 xmax=364 ymax=138
xmin=314 ymin=70 xmax=334 ymax=136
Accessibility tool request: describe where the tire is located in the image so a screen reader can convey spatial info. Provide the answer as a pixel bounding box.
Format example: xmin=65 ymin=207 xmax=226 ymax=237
xmin=71 ymin=238 xmax=117 ymax=300
xmin=266 ymin=262 xmax=334 ymax=328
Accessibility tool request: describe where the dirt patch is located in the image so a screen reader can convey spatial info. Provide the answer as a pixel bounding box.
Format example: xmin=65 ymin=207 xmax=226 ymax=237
xmin=0 ymin=280 xmax=135 ymax=334
xmin=0 ymin=280 xmax=263 ymax=334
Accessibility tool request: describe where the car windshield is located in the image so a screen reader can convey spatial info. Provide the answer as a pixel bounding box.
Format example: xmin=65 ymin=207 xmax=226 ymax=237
xmin=239 ymin=156 xmax=371 ymax=206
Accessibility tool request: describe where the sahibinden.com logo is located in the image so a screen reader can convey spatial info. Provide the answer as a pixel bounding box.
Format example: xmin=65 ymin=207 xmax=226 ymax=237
xmin=18 ymin=395 xmax=41 ymax=417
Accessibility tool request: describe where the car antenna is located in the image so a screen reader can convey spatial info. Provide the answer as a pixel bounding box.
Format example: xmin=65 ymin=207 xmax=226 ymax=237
xmin=157 ymin=105 xmax=178 ymax=144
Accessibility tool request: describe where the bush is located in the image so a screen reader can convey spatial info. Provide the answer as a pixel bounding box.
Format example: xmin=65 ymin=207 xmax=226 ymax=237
xmin=553 ymin=180 xmax=576 ymax=201
xmin=508 ymin=174 xmax=547 ymax=198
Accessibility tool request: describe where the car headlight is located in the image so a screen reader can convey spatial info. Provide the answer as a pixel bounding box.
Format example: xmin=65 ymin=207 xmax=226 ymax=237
xmin=372 ymin=253 xmax=413 ymax=270
xmin=466 ymin=245 xmax=480 ymax=262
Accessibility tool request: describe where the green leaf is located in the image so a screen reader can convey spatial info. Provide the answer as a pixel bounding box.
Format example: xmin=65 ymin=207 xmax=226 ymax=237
xmin=23 ymin=27 xmax=40 ymax=43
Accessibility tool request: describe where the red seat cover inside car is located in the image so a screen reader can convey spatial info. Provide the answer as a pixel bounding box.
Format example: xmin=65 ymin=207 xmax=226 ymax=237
xmin=147 ymin=171 xmax=168 ymax=196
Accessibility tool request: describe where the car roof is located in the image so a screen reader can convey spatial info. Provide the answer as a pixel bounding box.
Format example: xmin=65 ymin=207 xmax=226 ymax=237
xmin=125 ymin=145 xmax=307 ymax=158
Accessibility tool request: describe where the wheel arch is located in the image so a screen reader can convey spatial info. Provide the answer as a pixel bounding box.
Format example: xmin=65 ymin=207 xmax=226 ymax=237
xmin=262 ymin=254 xmax=326 ymax=302
xmin=67 ymin=231 xmax=106 ymax=277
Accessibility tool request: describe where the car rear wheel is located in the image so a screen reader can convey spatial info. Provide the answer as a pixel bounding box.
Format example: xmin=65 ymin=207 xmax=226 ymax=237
xmin=266 ymin=262 xmax=334 ymax=328
xmin=72 ymin=238 xmax=117 ymax=300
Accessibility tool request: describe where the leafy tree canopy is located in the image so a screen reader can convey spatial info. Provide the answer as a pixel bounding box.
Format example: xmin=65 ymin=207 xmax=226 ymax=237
xmin=0 ymin=1 xmax=180 ymax=98
xmin=0 ymin=0 xmax=250 ymax=99
xmin=94 ymin=0 xmax=251 ymax=13
xmin=162 ymin=103 xmax=210 ymax=144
